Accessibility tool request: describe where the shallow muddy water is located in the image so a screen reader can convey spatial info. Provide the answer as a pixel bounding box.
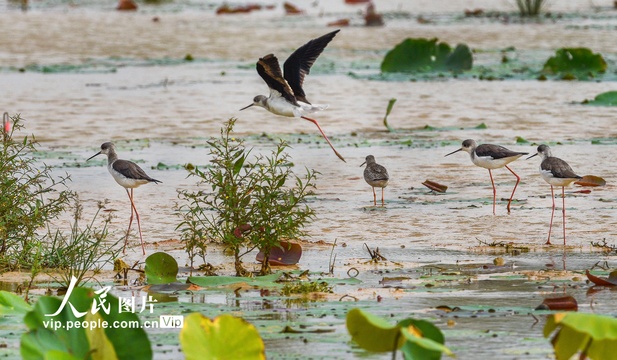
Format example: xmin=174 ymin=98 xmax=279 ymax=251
xmin=2 ymin=0 xmax=617 ymax=359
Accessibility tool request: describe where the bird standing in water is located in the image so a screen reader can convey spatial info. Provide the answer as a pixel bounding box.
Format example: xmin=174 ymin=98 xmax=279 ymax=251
xmin=527 ymin=145 xmax=582 ymax=245
xmin=88 ymin=142 xmax=161 ymax=255
xmin=445 ymin=139 xmax=527 ymax=215
xmin=240 ymin=30 xmax=346 ymax=162
xmin=361 ymin=155 xmax=389 ymax=206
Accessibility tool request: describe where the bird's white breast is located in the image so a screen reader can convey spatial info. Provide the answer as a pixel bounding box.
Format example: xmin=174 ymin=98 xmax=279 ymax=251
xmin=471 ymin=154 xmax=520 ymax=169
xmin=108 ymin=164 xmax=149 ymax=189
xmin=540 ymin=168 xmax=579 ymax=187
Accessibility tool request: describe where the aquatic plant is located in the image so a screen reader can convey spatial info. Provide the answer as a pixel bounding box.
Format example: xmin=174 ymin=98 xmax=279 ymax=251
xmin=346 ymin=308 xmax=454 ymax=359
xmin=544 ymin=312 xmax=617 ymax=360
xmin=0 ymin=114 xmax=73 ymax=272
xmin=582 ymin=91 xmax=617 ymax=106
xmin=144 ymin=252 xmax=178 ymax=284
xmin=542 ymin=48 xmax=607 ymax=80
xmin=180 ymin=313 xmax=265 ymax=360
xmin=515 ymin=0 xmax=547 ymax=16
xmin=381 ymin=38 xmax=472 ymax=73
xmin=177 ymin=118 xmax=316 ymax=276
xmin=43 ymin=199 xmax=120 ymax=288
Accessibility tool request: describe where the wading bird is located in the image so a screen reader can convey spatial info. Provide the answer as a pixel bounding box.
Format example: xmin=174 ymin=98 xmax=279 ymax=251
xmin=527 ymin=144 xmax=582 ymax=245
xmin=361 ymin=155 xmax=389 ymax=206
xmin=88 ymin=142 xmax=161 ymax=255
xmin=445 ymin=139 xmax=527 ymax=215
xmin=240 ymin=30 xmax=346 ymax=162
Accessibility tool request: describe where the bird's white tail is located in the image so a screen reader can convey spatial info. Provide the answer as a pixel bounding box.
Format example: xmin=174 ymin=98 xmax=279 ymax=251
xmin=303 ymin=103 xmax=328 ymax=114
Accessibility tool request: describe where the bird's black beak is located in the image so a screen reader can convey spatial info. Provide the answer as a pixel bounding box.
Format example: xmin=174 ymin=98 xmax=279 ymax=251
xmin=444 ymin=148 xmax=462 ymax=157
xmin=239 ymin=103 xmax=254 ymax=111
xmin=360 ymin=161 xmax=366 ymax=167
xmin=87 ymin=151 xmax=101 ymax=161
xmin=526 ymin=153 xmax=538 ymax=160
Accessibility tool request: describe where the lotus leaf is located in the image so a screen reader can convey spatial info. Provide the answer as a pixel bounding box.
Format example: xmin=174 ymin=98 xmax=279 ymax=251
xmin=179 ymin=313 xmax=265 ymax=360
xmin=542 ymin=48 xmax=607 ymax=79
xmin=381 ymin=38 xmax=473 ymax=73
xmin=583 ymin=91 xmax=617 ymax=106
xmin=145 ymin=252 xmax=179 ymax=284
xmin=544 ymin=312 xmax=617 ymax=360
xmin=20 ymin=286 xmax=152 ymax=360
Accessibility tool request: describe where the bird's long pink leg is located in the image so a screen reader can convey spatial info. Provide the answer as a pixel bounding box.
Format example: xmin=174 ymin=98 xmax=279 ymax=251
xmin=488 ymin=169 xmax=496 ymax=215
xmin=126 ymin=188 xmax=146 ymax=255
xmin=301 ymin=116 xmax=346 ymax=162
xmin=562 ymin=186 xmax=566 ymax=246
xmin=124 ymin=189 xmax=134 ymax=254
xmin=504 ymin=165 xmax=521 ymax=214
xmin=546 ymin=185 xmax=555 ymax=245
xmin=381 ymin=188 xmax=385 ymax=207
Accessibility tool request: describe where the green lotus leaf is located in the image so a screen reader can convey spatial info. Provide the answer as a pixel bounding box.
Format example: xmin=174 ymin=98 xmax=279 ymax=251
xmin=542 ymin=48 xmax=607 ymax=79
xmin=381 ymin=38 xmax=472 ymax=73
xmin=583 ymin=91 xmax=617 ymax=106
xmin=180 ymin=313 xmax=265 ymax=360
xmin=145 ymin=252 xmax=179 ymax=284
xmin=346 ymin=308 xmax=405 ymax=352
xmin=399 ymin=319 xmax=454 ymax=359
xmin=544 ymin=312 xmax=617 ymax=360
xmin=0 ymin=290 xmax=32 ymax=316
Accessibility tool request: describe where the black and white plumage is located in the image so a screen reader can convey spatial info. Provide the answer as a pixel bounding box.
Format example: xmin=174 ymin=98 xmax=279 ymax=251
xmin=361 ymin=155 xmax=389 ymax=206
xmin=445 ymin=139 xmax=528 ymax=215
xmin=240 ymin=30 xmax=346 ymax=162
xmin=527 ymin=144 xmax=582 ymax=245
xmin=88 ymin=142 xmax=161 ymax=255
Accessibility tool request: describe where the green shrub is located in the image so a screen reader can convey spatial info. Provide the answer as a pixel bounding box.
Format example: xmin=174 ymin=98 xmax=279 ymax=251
xmin=176 ymin=119 xmax=316 ymax=276
xmin=0 ymin=114 xmax=73 ymax=271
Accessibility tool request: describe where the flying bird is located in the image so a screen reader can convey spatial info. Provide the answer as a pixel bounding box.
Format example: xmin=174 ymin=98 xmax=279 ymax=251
xmin=241 ymin=30 xmax=345 ymax=162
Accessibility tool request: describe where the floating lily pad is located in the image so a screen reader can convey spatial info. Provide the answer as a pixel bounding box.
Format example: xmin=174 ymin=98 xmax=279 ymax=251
xmin=542 ymin=48 xmax=607 ymax=79
xmin=381 ymin=38 xmax=473 ymax=73
xmin=582 ymin=91 xmax=617 ymax=106
xmin=145 ymin=252 xmax=179 ymax=284
xmin=256 ymin=241 xmax=302 ymax=266
xmin=188 ymin=273 xmax=284 ymax=288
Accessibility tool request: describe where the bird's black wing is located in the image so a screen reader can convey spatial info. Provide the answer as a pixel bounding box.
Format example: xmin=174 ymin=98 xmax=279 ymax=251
xmin=476 ymin=144 xmax=527 ymax=160
xmin=113 ymin=159 xmax=161 ymax=183
xmin=283 ymin=30 xmax=339 ymax=104
xmin=257 ymin=54 xmax=299 ymax=106
xmin=542 ymin=157 xmax=581 ymax=179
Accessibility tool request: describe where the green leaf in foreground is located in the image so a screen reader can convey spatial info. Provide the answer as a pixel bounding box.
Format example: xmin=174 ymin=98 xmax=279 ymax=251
xmin=346 ymin=308 xmax=454 ymax=358
xmin=180 ymin=313 xmax=265 ymax=360
xmin=346 ymin=308 xmax=404 ymax=352
xmin=145 ymin=252 xmax=179 ymax=284
xmin=20 ymin=286 xmax=152 ymax=360
xmin=0 ymin=291 xmax=32 ymax=316
xmin=544 ymin=312 xmax=617 ymax=360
